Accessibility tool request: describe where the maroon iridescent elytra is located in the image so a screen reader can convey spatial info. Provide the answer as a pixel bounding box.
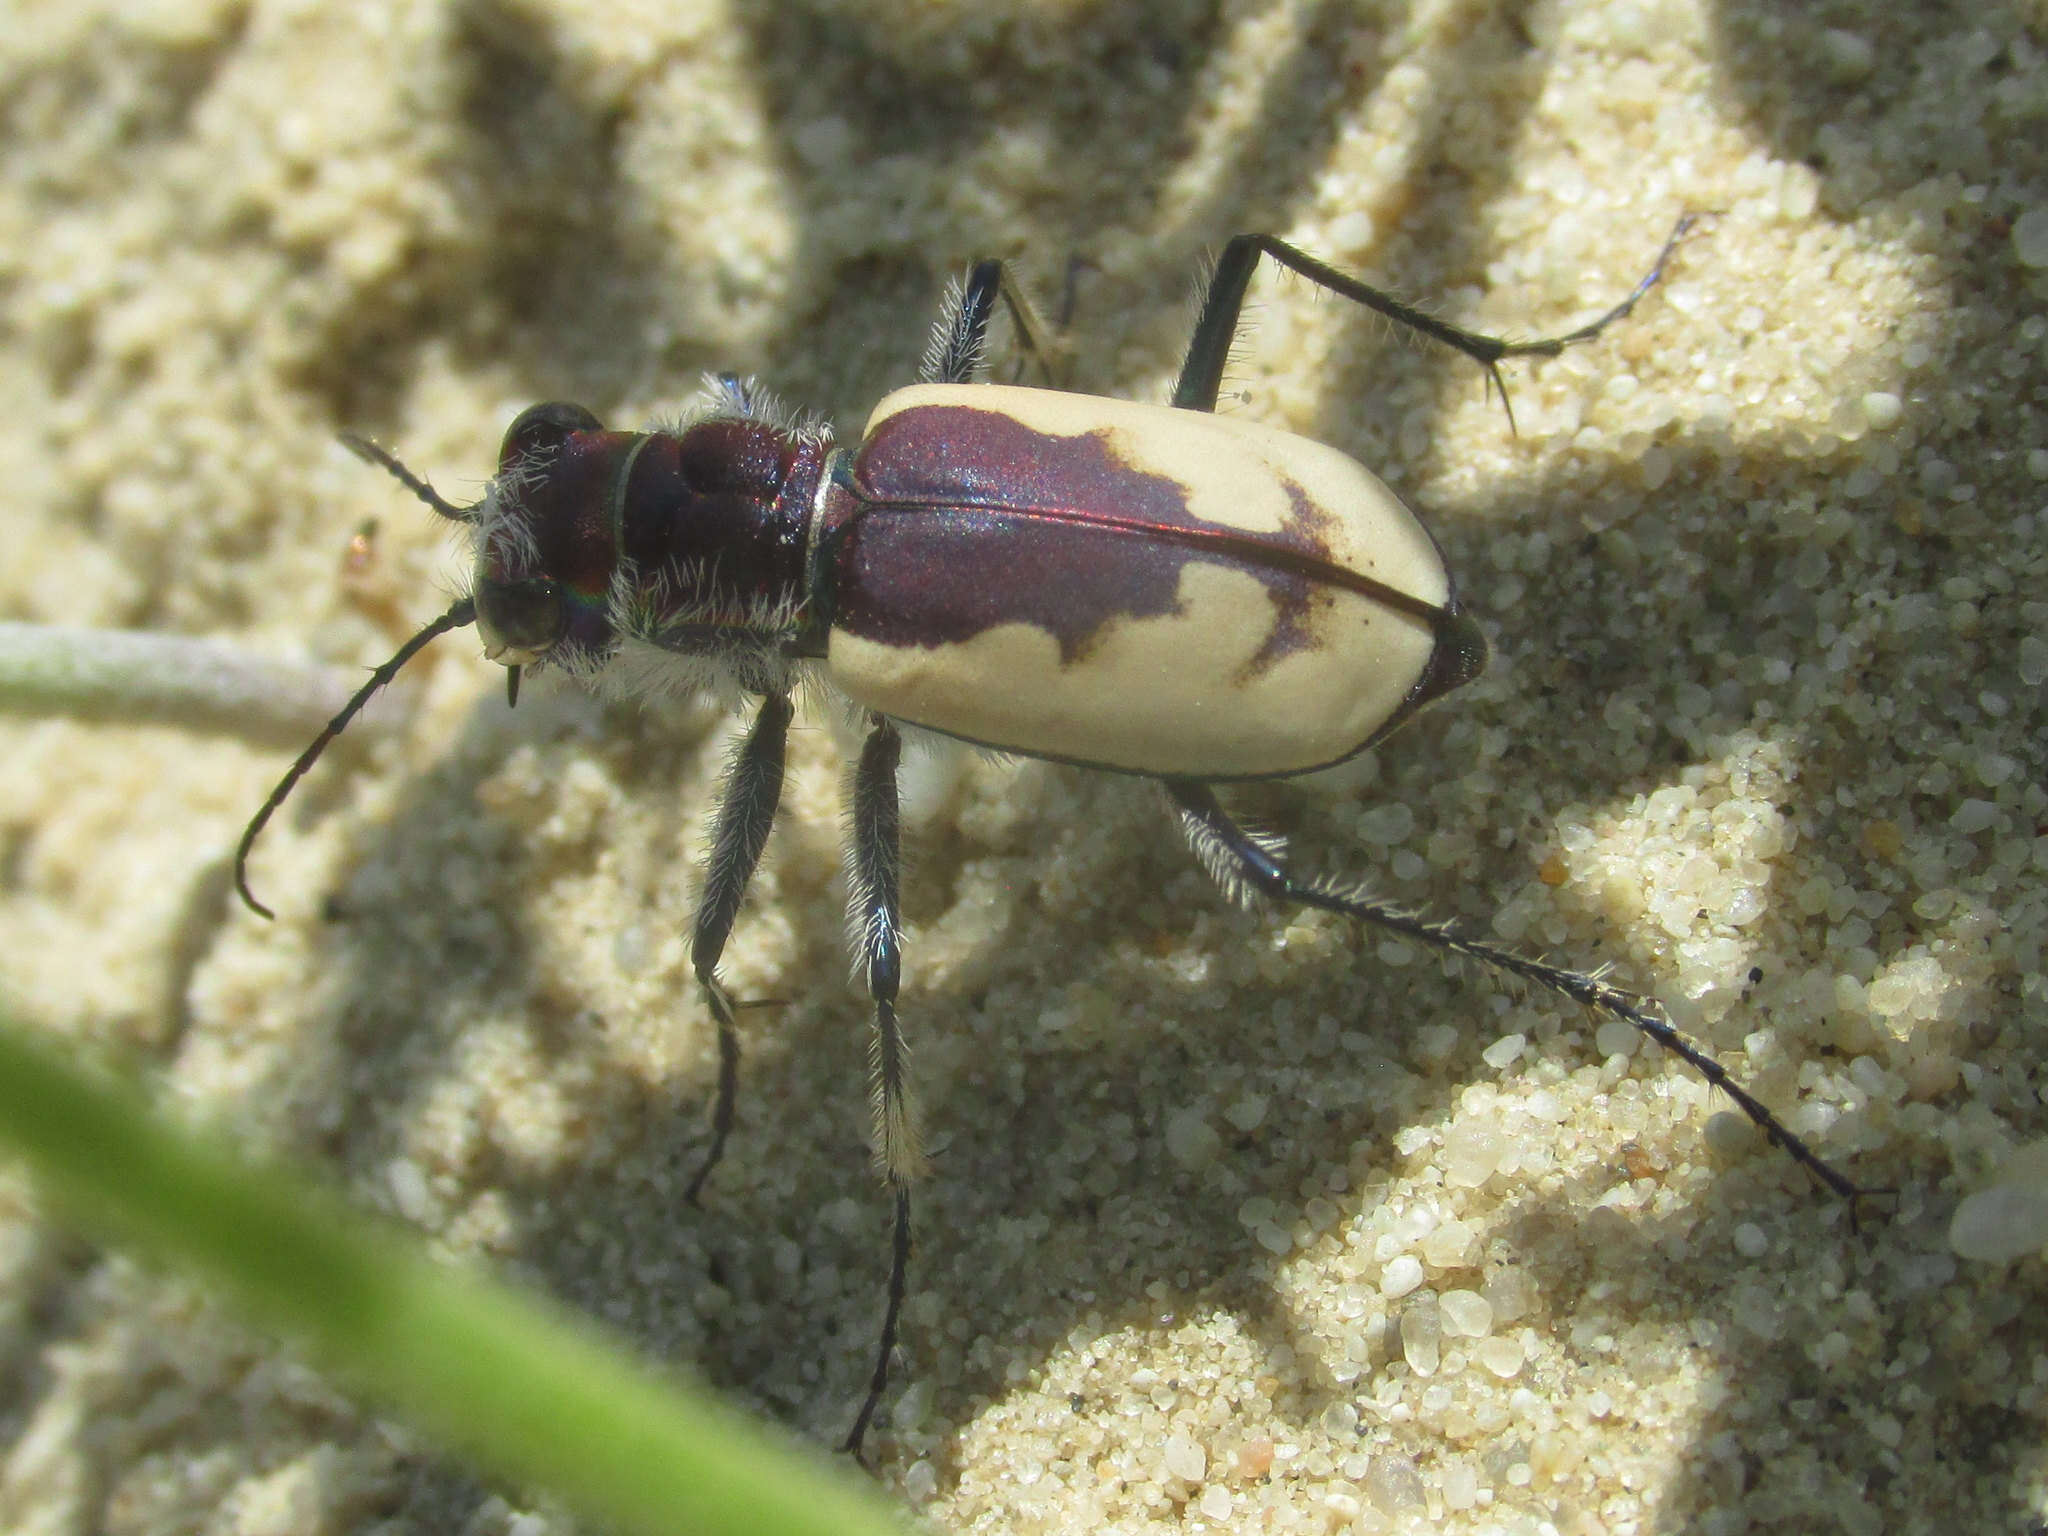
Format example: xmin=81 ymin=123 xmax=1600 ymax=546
xmin=235 ymin=217 xmax=1877 ymax=1460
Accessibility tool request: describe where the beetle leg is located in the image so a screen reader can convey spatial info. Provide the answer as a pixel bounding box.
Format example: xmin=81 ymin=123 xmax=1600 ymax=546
xmin=847 ymin=717 xmax=919 ymax=1178
xmin=842 ymin=715 xmax=918 ymax=1457
xmin=1173 ymin=215 xmax=1698 ymax=427
xmin=921 ymin=261 xmax=1002 ymax=385
xmin=922 ymin=260 xmax=1069 ymax=387
xmin=1165 ymin=780 xmax=1888 ymax=1220
xmin=684 ymin=690 xmax=794 ymax=1205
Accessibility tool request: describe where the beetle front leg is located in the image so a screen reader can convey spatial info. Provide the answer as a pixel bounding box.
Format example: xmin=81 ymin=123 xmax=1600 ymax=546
xmin=1164 ymin=780 xmax=1887 ymax=1220
xmin=685 ymin=690 xmax=793 ymax=1205
xmin=841 ymin=716 xmax=919 ymax=1458
xmin=1172 ymin=216 xmax=1696 ymax=420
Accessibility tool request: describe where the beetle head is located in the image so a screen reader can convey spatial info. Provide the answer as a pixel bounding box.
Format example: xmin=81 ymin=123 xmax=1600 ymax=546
xmin=473 ymin=400 xmax=620 ymax=673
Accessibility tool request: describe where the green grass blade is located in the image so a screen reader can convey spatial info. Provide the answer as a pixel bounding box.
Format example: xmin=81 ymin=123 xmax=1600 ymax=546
xmin=0 ymin=1012 xmax=901 ymax=1536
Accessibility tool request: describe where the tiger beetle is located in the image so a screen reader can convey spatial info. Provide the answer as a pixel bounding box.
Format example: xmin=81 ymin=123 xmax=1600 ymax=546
xmin=236 ymin=213 xmax=1878 ymax=1459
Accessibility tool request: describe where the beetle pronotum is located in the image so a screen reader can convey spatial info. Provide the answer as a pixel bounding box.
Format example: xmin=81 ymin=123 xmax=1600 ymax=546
xmin=236 ymin=216 xmax=1875 ymax=1457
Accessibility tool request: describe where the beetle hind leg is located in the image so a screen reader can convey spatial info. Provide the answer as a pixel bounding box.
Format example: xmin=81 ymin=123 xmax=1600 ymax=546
xmin=1165 ymin=779 xmax=1887 ymax=1220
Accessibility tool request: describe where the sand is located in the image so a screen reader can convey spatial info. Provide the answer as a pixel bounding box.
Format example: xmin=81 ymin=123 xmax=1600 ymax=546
xmin=2 ymin=0 xmax=2045 ymax=1531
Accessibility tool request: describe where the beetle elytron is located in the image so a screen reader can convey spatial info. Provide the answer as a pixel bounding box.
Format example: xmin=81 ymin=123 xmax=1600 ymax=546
xmin=237 ymin=216 xmax=1872 ymax=1457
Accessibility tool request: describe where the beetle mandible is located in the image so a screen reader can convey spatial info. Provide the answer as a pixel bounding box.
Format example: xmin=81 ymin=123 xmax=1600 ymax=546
xmin=236 ymin=215 xmax=1875 ymax=1457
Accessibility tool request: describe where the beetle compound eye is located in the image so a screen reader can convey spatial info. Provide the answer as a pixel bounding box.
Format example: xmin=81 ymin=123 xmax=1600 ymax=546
xmin=475 ymin=576 xmax=567 ymax=661
xmin=500 ymin=401 xmax=603 ymax=465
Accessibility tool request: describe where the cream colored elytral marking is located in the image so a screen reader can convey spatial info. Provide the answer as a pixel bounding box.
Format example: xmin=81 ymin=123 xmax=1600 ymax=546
xmin=831 ymin=559 xmax=1437 ymax=776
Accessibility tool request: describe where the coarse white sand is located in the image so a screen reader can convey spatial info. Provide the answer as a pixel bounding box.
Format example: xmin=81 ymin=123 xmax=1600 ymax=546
xmin=2 ymin=1 xmax=2045 ymax=1532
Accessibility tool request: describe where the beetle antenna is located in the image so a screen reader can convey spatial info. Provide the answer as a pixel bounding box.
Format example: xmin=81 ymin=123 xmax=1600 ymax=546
xmin=1465 ymin=214 xmax=1699 ymax=438
xmin=1475 ymin=214 xmax=1701 ymax=441
xmin=841 ymin=1181 xmax=911 ymax=1463
xmin=235 ymin=598 xmax=478 ymax=919
xmin=338 ymin=433 xmax=480 ymax=522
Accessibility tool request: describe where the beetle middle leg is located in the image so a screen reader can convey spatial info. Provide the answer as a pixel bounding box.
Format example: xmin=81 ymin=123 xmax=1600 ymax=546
xmin=922 ymin=259 xmax=1068 ymax=387
xmin=685 ymin=690 xmax=794 ymax=1204
xmin=841 ymin=715 xmax=919 ymax=1458
xmin=1173 ymin=214 xmax=1698 ymax=422
xmin=1165 ymin=780 xmax=1885 ymax=1215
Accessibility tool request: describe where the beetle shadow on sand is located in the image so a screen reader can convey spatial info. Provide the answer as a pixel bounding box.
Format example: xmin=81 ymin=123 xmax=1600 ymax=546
xmin=167 ymin=0 xmax=2044 ymax=1528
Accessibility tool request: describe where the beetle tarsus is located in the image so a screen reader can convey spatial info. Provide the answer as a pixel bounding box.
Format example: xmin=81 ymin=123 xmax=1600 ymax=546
xmin=1495 ymin=211 xmax=1703 ymax=360
xmin=338 ymin=432 xmax=479 ymax=523
xmin=682 ymin=984 xmax=742 ymax=1208
xmin=840 ymin=1179 xmax=913 ymax=1462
